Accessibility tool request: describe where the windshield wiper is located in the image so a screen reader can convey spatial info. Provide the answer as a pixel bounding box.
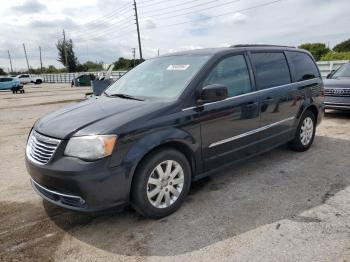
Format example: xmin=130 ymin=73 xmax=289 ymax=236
xmin=106 ymin=93 xmax=144 ymax=101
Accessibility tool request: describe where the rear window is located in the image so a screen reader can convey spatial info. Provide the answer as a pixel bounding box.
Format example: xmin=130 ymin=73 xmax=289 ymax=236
xmin=251 ymin=52 xmax=291 ymax=90
xmin=286 ymin=51 xmax=319 ymax=81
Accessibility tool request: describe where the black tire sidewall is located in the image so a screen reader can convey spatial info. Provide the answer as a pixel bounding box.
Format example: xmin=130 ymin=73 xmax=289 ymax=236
xmin=131 ymin=149 xmax=191 ymax=219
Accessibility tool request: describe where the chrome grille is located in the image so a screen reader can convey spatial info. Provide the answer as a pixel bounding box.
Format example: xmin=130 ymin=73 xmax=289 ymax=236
xmin=324 ymin=88 xmax=350 ymax=97
xmin=26 ymin=130 xmax=61 ymax=165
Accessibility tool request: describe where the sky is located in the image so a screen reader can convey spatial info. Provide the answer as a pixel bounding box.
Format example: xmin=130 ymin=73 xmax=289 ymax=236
xmin=0 ymin=0 xmax=349 ymax=71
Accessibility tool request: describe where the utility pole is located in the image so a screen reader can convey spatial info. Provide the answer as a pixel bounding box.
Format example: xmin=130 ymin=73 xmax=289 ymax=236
xmin=23 ymin=43 xmax=30 ymax=72
xmin=7 ymin=50 xmax=13 ymax=73
xmin=63 ymin=29 xmax=68 ymax=68
xmin=39 ymin=46 xmax=43 ymax=72
xmin=133 ymin=0 xmax=143 ymax=60
xmin=132 ymin=48 xmax=136 ymax=67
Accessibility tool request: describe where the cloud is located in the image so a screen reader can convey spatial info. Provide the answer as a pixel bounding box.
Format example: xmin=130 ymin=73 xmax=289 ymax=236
xmin=29 ymin=18 xmax=77 ymax=29
xmin=142 ymin=18 xmax=156 ymax=29
xmin=11 ymin=0 xmax=47 ymax=14
xmin=220 ymin=12 xmax=248 ymax=25
xmin=1 ymin=0 xmax=350 ymax=70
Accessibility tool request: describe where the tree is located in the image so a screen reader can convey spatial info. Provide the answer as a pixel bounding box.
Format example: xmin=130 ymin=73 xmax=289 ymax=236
xmin=333 ymin=38 xmax=350 ymax=52
xmin=298 ymin=43 xmax=330 ymax=61
xmin=113 ymin=57 xmax=144 ymax=70
xmin=321 ymin=51 xmax=350 ymax=61
xmin=0 ymin=68 xmax=6 ymax=75
xmin=84 ymin=61 xmax=104 ymax=71
xmin=56 ymin=30 xmax=79 ymax=72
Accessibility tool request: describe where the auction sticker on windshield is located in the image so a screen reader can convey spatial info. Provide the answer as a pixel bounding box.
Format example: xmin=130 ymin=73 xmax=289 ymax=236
xmin=166 ymin=65 xmax=190 ymax=71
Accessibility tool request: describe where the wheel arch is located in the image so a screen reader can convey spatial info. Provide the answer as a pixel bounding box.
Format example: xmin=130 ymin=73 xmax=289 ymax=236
xmin=124 ymin=132 xmax=199 ymax=200
xmin=297 ymin=102 xmax=319 ymax=124
xmin=305 ymin=104 xmax=319 ymax=122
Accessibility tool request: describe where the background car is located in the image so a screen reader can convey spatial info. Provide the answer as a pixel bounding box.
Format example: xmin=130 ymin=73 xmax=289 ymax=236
xmin=0 ymin=77 xmax=21 ymax=91
xmin=324 ymin=62 xmax=350 ymax=110
xmin=72 ymin=74 xmax=96 ymax=87
xmin=16 ymin=74 xmax=43 ymax=85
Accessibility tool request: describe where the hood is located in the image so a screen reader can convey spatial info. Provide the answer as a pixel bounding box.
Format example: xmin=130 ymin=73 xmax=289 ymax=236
xmin=34 ymin=96 xmax=168 ymax=139
xmin=323 ymin=78 xmax=350 ymax=89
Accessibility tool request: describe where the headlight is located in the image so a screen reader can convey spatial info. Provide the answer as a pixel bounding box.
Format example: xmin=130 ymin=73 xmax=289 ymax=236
xmin=64 ymin=135 xmax=117 ymax=161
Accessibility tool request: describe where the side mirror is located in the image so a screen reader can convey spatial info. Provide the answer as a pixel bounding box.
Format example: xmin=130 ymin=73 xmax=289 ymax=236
xmin=198 ymin=84 xmax=228 ymax=104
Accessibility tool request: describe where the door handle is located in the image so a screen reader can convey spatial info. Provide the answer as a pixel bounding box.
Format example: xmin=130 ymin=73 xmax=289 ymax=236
xmin=245 ymin=102 xmax=258 ymax=109
xmin=263 ymin=97 xmax=274 ymax=104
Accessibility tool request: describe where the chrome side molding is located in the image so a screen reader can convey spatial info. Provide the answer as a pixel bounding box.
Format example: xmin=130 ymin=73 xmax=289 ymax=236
xmin=208 ymin=116 xmax=295 ymax=148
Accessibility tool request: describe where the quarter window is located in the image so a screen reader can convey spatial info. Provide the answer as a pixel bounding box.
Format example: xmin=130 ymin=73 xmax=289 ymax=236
xmin=202 ymin=55 xmax=252 ymax=97
xmin=251 ymin=52 xmax=291 ymax=90
xmin=286 ymin=51 xmax=320 ymax=81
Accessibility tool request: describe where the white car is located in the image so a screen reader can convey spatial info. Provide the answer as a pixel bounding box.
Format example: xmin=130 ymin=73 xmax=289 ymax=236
xmin=17 ymin=74 xmax=43 ymax=85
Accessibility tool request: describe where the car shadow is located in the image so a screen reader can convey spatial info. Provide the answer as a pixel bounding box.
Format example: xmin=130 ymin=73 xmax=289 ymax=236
xmin=325 ymin=109 xmax=350 ymax=119
xmin=44 ymin=135 xmax=350 ymax=257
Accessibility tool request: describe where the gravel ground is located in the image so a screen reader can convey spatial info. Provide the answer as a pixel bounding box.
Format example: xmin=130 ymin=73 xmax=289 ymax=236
xmin=0 ymin=84 xmax=349 ymax=262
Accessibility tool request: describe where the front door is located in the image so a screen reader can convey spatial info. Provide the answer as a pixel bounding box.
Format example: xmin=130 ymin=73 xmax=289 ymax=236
xmin=199 ymin=54 xmax=260 ymax=171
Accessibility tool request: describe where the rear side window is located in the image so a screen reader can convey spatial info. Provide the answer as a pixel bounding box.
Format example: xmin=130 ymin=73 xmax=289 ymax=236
xmin=202 ymin=55 xmax=252 ymax=97
xmin=251 ymin=52 xmax=291 ymax=90
xmin=286 ymin=51 xmax=320 ymax=81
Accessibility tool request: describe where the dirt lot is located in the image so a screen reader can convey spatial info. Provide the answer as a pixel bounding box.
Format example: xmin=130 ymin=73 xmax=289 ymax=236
xmin=0 ymin=84 xmax=350 ymax=262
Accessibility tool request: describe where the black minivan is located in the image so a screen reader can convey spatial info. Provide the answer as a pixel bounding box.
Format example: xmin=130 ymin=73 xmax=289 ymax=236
xmin=26 ymin=45 xmax=324 ymax=218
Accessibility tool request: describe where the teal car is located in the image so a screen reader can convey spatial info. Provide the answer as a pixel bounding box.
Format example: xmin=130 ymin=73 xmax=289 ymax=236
xmin=0 ymin=77 xmax=21 ymax=90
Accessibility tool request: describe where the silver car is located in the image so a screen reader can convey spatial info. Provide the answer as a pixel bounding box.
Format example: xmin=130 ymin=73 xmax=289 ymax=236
xmin=324 ymin=63 xmax=350 ymax=110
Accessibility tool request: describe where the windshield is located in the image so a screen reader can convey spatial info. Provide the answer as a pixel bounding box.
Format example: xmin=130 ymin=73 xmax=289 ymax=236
xmin=105 ymin=55 xmax=210 ymax=99
xmin=332 ymin=63 xmax=350 ymax=78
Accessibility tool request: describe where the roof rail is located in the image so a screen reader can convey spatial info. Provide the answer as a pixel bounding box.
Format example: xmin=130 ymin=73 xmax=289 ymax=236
xmin=230 ymin=44 xmax=296 ymax=49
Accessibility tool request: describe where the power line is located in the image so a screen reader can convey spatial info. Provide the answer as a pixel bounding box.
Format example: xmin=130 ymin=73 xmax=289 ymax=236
xmin=71 ymin=13 xmax=134 ymax=38
xmin=145 ymin=0 xmax=241 ymax=20
xmin=140 ymin=0 xmax=213 ymax=15
xmin=72 ymin=22 xmax=135 ymax=41
xmin=143 ymin=0 xmax=283 ymax=29
xmin=68 ymin=4 xmax=134 ymax=37
xmin=138 ymin=0 xmax=163 ymax=6
xmin=70 ymin=2 xmax=133 ymax=31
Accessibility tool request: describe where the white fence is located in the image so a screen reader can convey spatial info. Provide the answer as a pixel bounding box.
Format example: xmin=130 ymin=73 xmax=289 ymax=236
xmin=316 ymin=60 xmax=349 ymax=77
xmin=32 ymin=71 xmax=127 ymax=83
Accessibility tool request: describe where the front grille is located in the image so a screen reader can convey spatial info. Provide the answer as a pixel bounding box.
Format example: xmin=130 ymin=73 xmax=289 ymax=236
xmin=325 ymin=88 xmax=350 ymax=97
xmin=26 ymin=130 xmax=61 ymax=165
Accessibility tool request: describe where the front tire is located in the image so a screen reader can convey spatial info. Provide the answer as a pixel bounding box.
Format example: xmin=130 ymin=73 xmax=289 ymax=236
xmin=131 ymin=148 xmax=191 ymax=219
xmin=289 ymin=110 xmax=316 ymax=152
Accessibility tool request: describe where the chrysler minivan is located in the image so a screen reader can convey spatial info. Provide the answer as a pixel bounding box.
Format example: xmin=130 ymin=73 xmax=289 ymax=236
xmin=26 ymin=45 xmax=324 ymax=218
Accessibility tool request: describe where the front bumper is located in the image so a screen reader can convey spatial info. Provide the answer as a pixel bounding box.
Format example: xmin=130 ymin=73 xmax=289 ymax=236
xmin=325 ymin=96 xmax=350 ymax=110
xmin=26 ymin=155 xmax=131 ymax=212
xmin=325 ymin=102 xmax=350 ymax=110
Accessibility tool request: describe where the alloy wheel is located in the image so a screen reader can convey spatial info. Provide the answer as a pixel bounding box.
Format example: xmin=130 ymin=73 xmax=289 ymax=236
xmin=146 ymin=160 xmax=184 ymax=209
xmin=300 ymin=116 xmax=314 ymax=146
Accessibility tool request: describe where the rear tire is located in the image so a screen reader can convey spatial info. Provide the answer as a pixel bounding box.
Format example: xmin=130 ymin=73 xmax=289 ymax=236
xmin=131 ymin=148 xmax=191 ymax=219
xmin=289 ymin=110 xmax=316 ymax=152
xmin=35 ymin=79 xmax=42 ymax=84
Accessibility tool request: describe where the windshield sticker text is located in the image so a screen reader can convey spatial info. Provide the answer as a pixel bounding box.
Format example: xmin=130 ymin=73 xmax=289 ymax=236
xmin=166 ymin=65 xmax=190 ymax=71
